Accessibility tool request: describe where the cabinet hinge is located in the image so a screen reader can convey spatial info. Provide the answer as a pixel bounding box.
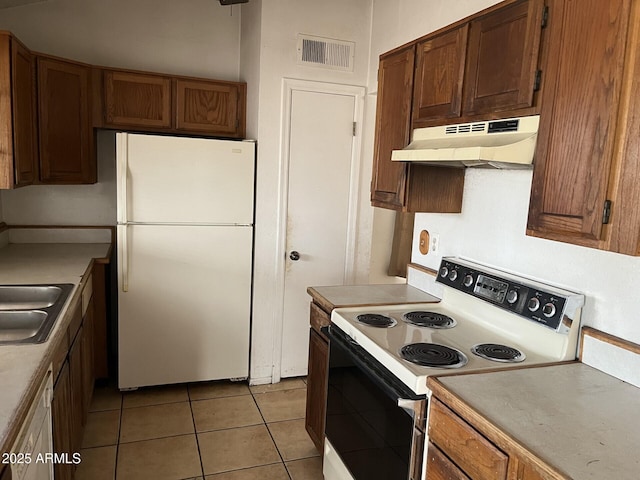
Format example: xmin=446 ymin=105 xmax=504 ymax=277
xmin=541 ymin=5 xmax=549 ymax=28
xmin=602 ymin=199 xmax=612 ymax=224
xmin=352 ymin=122 xmax=357 ymax=136
xmin=534 ymin=70 xmax=542 ymax=91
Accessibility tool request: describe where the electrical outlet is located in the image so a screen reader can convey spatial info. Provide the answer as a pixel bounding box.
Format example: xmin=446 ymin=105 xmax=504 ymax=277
xmin=431 ymin=234 xmax=440 ymax=254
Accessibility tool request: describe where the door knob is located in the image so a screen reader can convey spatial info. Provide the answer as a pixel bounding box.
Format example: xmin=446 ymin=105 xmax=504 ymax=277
xmin=289 ymin=251 xmax=300 ymax=261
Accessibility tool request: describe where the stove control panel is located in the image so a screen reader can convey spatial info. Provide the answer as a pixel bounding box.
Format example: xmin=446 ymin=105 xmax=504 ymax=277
xmin=436 ymin=257 xmax=581 ymax=332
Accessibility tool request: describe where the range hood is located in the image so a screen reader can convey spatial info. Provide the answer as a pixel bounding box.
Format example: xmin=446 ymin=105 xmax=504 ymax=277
xmin=391 ymin=115 xmax=540 ymax=168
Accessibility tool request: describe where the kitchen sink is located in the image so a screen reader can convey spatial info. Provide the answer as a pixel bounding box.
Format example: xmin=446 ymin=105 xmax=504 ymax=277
xmin=0 ymin=311 xmax=49 ymax=342
xmin=0 ymin=284 xmax=74 ymax=345
xmin=0 ymin=285 xmax=64 ymax=310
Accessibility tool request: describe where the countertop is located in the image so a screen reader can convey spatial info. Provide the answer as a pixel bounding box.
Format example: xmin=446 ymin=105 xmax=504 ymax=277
xmin=0 ymin=243 xmax=111 ymax=454
xmin=307 ymin=284 xmax=440 ymax=312
xmin=430 ymin=363 xmax=640 ymax=479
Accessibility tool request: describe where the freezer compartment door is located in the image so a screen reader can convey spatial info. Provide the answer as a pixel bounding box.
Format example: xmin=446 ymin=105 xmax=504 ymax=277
xmin=117 ymin=224 xmax=252 ymax=389
xmin=117 ymin=133 xmax=255 ymax=224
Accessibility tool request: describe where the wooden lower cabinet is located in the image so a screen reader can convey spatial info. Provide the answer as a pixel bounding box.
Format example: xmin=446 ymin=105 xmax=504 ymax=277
xmin=50 ymin=276 xmax=99 ymax=480
xmin=81 ymin=296 xmax=95 ymax=410
xmin=0 ymin=464 xmax=11 ymax=480
xmin=305 ymin=301 xmax=331 ymax=453
xmin=428 ymin=398 xmax=508 ymax=480
xmin=52 ymin=361 xmax=73 ymax=480
xmin=426 ymin=442 xmax=471 ymax=480
xmin=68 ymin=324 xmax=85 ymax=454
xmin=427 ymin=396 xmax=557 ymax=480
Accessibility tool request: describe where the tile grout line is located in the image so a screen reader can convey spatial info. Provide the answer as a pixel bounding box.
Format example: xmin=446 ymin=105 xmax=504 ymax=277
xmin=249 ymin=387 xmax=294 ymax=480
xmin=114 ymin=387 xmax=123 ymax=480
xmin=187 ymin=385 xmax=207 ymax=480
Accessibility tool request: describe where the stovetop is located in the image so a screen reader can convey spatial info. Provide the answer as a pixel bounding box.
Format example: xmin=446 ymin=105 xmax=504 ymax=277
xmin=330 ymin=257 xmax=585 ymax=395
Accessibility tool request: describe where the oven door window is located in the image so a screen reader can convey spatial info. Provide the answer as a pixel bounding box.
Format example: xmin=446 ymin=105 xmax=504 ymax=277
xmin=325 ymin=326 xmax=423 ymax=480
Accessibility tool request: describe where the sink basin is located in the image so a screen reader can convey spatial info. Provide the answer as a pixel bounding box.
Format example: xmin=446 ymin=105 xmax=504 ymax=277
xmin=0 ymin=284 xmax=74 ymax=345
xmin=0 ymin=311 xmax=48 ymax=342
xmin=0 ymin=285 xmax=63 ymax=310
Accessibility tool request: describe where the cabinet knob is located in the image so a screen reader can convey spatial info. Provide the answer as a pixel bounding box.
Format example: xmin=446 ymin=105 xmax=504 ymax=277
xmin=289 ymin=251 xmax=300 ymax=261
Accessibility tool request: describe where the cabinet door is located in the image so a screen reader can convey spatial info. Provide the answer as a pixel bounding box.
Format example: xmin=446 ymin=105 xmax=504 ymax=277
xmin=371 ymin=45 xmax=415 ymax=210
xmin=0 ymin=34 xmax=37 ymax=189
xmin=52 ymin=361 xmax=73 ymax=480
xmin=413 ymin=25 xmax=468 ymax=126
xmin=175 ymin=79 xmax=245 ymax=137
xmin=37 ymin=57 xmax=95 ymax=184
xmin=11 ymin=38 xmax=37 ymax=187
xmin=69 ymin=325 xmax=85 ymax=455
xmin=305 ymin=327 xmax=329 ymax=453
xmin=463 ymin=0 xmax=544 ymax=116
xmin=527 ymin=0 xmax=630 ymax=246
xmin=82 ymin=297 xmax=95 ymax=412
xmin=103 ymin=70 xmax=171 ymax=128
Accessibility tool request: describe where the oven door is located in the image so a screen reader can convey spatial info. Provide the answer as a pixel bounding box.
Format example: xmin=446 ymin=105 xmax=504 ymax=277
xmin=324 ymin=325 xmax=426 ymax=480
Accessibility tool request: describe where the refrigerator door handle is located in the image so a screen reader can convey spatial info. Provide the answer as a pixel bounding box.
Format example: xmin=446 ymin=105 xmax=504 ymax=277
xmin=117 ymin=133 xmax=129 ymax=224
xmin=121 ymin=225 xmax=129 ymax=292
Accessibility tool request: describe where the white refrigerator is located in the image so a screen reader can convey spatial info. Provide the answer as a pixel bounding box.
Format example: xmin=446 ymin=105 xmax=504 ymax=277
xmin=116 ymin=133 xmax=255 ymax=390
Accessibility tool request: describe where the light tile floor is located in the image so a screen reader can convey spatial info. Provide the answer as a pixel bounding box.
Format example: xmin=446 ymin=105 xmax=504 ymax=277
xmin=75 ymin=377 xmax=322 ymax=480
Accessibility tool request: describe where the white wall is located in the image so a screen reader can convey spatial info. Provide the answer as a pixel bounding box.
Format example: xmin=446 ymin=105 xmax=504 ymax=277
xmin=247 ymin=0 xmax=373 ymax=383
xmin=2 ymin=131 xmax=117 ymax=225
xmin=369 ymin=0 xmax=640 ymax=346
xmin=0 ymin=0 xmax=241 ymax=79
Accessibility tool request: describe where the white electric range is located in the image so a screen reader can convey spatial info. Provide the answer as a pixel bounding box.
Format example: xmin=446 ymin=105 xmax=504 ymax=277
xmin=323 ymin=256 xmax=585 ymax=480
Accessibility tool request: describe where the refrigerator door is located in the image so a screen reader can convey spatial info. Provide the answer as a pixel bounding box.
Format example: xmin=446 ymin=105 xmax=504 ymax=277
xmin=117 ymin=224 xmax=252 ymax=389
xmin=117 ymin=133 xmax=255 ymax=225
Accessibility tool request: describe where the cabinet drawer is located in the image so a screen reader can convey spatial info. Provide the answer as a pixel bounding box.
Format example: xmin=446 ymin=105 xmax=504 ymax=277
xmin=309 ymin=301 xmax=330 ymax=335
xmin=429 ymin=398 xmax=508 ymax=480
xmin=425 ymin=442 xmax=470 ymax=480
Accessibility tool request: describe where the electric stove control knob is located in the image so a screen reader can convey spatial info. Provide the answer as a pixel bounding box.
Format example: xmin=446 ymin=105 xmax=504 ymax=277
xmin=439 ymin=266 xmax=449 ymax=278
xmin=463 ymin=274 xmax=474 ymax=287
xmin=506 ymin=290 xmax=518 ymax=304
xmin=527 ymin=297 xmax=540 ymax=312
xmin=542 ymin=302 xmax=556 ymax=318
xmin=448 ymin=270 xmax=458 ymax=281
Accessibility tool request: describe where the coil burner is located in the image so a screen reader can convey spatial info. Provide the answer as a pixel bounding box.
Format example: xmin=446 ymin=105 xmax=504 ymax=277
xmin=471 ymin=343 xmax=526 ymax=363
xmin=355 ymin=314 xmax=397 ymax=328
xmin=399 ymin=343 xmax=468 ymax=368
xmin=403 ymin=311 xmax=457 ymax=329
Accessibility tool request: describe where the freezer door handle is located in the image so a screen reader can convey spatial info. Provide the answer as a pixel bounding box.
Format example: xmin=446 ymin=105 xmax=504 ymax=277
xmin=121 ymin=225 xmax=129 ymax=292
xmin=117 ymin=133 xmax=129 ymax=224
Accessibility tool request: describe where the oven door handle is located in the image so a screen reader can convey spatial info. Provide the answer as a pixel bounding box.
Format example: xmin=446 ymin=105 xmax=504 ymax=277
xmin=397 ymin=398 xmax=423 ymax=420
xmin=324 ymin=325 xmax=425 ymax=408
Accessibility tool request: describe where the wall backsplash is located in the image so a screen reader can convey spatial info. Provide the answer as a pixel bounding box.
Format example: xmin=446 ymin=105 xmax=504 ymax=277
xmin=412 ymin=168 xmax=640 ymax=345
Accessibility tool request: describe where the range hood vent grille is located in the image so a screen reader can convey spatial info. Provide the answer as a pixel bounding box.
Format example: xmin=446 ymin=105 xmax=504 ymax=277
xmin=297 ymin=35 xmax=354 ymax=72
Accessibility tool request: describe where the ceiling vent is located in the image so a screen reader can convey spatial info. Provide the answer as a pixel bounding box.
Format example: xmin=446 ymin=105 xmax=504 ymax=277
xmin=296 ymin=34 xmax=354 ymax=72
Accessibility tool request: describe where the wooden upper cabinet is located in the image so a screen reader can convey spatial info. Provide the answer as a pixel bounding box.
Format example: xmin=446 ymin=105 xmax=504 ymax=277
xmin=371 ymin=45 xmax=415 ymax=210
xmin=527 ymin=0 xmax=630 ymax=247
xmin=463 ymin=0 xmax=544 ymax=116
xmin=413 ymin=25 xmax=468 ymax=126
xmin=103 ymin=71 xmax=171 ymax=128
xmin=100 ymin=69 xmax=246 ymax=138
xmin=37 ymin=56 xmax=95 ymax=184
xmin=175 ymin=79 xmax=245 ymax=137
xmin=0 ymin=33 xmax=37 ymax=189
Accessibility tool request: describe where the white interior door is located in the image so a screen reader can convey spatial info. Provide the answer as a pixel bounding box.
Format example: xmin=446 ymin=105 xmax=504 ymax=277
xmin=280 ymin=85 xmax=360 ymax=378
